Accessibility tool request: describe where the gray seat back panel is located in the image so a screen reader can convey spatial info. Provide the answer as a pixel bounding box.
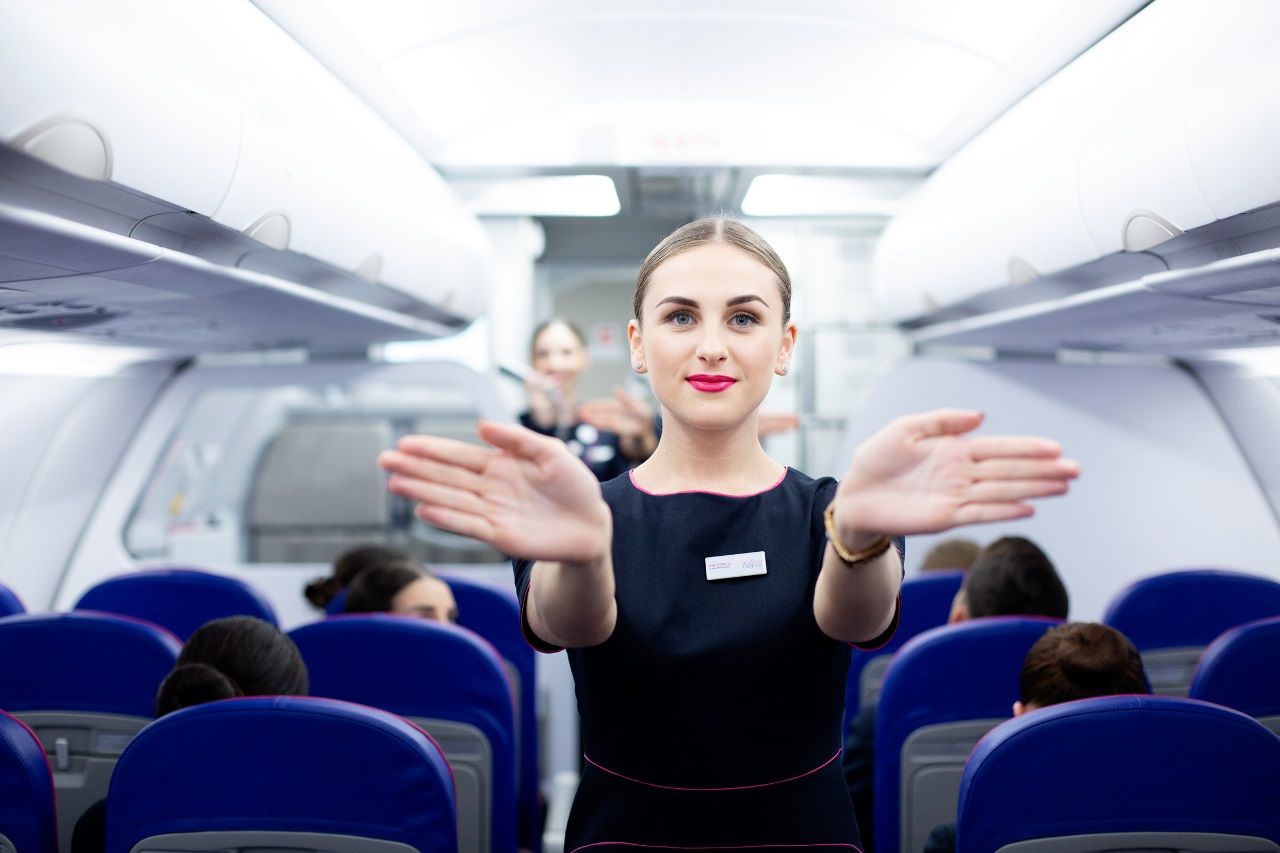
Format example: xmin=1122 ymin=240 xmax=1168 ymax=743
xmin=130 ymin=830 xmax=419 ymax=853
xmin=1141 ymin=646 xmax=1204 ymax=696
xmin=995 ymin=831 xmax=1280 ymax=852
xmin=901 ymin=719 xmax=1004 ymax=853
xmin=410 ymin=717 xmax=491 ymax=853
xmin=859 ymin=654 xmax=892 ymax=710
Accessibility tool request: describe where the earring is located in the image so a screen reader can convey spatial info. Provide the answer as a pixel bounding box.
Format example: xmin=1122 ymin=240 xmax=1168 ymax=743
xmin=777 ymin=363 xmax=790 ymax=376
xmin=632 ymin=361 xmax=644 ymax=372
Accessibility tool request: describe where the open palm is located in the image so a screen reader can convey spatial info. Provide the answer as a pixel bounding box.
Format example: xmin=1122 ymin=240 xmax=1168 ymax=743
xmin=378 ymin=421 xmax=612 ymax=564
xmin=834 ymin=410 xmax=1078 ymax=537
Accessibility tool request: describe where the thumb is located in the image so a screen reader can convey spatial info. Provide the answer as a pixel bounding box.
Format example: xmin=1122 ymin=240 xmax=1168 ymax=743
xmin=901 ymin=408 xmax=984 ymax=438
xmin=477 ymin=420 xmax=562 ymax=461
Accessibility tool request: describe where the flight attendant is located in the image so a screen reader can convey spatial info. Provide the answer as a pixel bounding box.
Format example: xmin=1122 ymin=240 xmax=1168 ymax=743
xmin=379 ymin=218 xmax=1077 ymax=848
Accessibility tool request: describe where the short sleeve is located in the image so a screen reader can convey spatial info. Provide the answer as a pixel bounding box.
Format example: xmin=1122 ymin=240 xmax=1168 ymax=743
xmin=512 ymin=558 xmax=565 ymax=654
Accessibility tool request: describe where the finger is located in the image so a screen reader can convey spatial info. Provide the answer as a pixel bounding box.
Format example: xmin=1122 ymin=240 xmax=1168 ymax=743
xmin=379 ymin=451 xmax=486 ymax=492
xmin=968 ymin=479 xmax=1070 ymax=503
xmin=392 ymin=435 xmax=495 ymax=473
xmin=973 ymin=458 xmax=1080 ymax=480
xmin=967 ymin=436 xmax=1063 ymax=461
xmin=415 ymin=503 xmax=495 ymax=542
xmin=477 ymin=420 xmax=563 ymax=462
xmin=387 ymin=476 xmax=488 ymax=515
xmin=953 ymin=502 xmax=1036 ymax=525
xmin=900 ymin=409 xmax=984 ymax=438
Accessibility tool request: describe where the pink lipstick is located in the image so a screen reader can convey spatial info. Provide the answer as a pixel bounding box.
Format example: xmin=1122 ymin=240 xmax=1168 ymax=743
xmin=687 ymin=374 xmax=737 ymax=393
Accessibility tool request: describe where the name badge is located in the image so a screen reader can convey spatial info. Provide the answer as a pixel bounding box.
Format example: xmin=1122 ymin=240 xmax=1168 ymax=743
xmin=705 ymin=550 xmax=767 ymax=581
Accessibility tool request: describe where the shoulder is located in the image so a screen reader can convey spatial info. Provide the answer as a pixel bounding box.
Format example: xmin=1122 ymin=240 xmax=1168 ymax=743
xmin=778 ymin=468 xmax=838 ymax=507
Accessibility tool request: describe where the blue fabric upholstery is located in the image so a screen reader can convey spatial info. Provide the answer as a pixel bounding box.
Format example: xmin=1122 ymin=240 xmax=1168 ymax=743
xmin=106 ymin=696 xmax=456 ymax=853
xmin=843 ymin=570 xmax=964 ymax=728
xmin=1103 ymin=569 xmax=1280 ymax=650
xmin=324 ymin=588 xmax=347 ymax=615
xmin=1190 ymin=615 xmax=1280 ymax=719
xmin=956 ymin=695 xmax=1280 ymax=852
xmin=874 ymin=617 xmax=1061 ymax=853
xmin=439 ymin=573 xmax=540 ymax=853
xmin=0 ymin=582 xmax=26 ymax=617
xmin=0 ymin=612 xmax=180 ymax=717
xmin=0 ymin=710 xmax=57 ymax=853
xmin=74 ymin=568 xmax=278 ymax=642
xmin=290 ymin=615 xmax=516 ymax=853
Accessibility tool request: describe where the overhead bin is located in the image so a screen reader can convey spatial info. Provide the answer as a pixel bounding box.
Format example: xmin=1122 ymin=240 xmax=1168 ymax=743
xmin=875 ymin=0 xmax=1280 ymax=325
xmin=0 ymin=0 xmax=488 ymax=327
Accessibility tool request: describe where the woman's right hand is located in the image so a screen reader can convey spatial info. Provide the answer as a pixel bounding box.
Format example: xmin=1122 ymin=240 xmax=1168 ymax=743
xmin=524 ymin=371 xmax=565 ymax=430
xmin=378 ymin=421 xmax=612 ymax=565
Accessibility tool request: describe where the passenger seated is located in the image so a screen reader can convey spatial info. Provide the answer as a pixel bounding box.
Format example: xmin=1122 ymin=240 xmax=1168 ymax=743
xmin=845 ymin=536 xmax=1069 ymax=850
xmin=343 ymin=564 xmax=459 ymax=624
xmin=919 ymin=537 xmax=982 ymax=572
xmin=305 ymin=543 xmax=413 ymax=611
xmin=922 ymin=622 xmax=1149 ymax=853
xmin=72 ymin=616 xmax=309 ymax=853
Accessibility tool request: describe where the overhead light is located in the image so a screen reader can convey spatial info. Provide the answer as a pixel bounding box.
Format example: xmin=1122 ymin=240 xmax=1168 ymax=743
xmin=0 ymin=342 xmax=166 ymax=376
xmin=741 ymin=174 xmax=918 ymax=217
xmin=452 ymin=175 xmax=620 ymax=217
xmin=1194 ymin=347 xmax=1280 ymax=377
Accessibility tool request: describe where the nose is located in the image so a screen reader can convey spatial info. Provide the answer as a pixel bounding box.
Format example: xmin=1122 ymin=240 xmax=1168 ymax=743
xmin=696 ymin=326 xmax=728 ymax=366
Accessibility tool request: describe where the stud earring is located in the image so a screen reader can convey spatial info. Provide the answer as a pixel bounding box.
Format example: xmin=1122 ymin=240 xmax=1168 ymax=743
xmin=778 ymin=363 xmax=790 ymax=376
xmin=633 ymin=361 xmax=644 ymax=372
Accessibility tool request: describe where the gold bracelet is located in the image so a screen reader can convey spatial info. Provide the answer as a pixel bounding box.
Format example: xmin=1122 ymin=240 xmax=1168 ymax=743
xmin=823 ymin=502 xmax=892 ymax=565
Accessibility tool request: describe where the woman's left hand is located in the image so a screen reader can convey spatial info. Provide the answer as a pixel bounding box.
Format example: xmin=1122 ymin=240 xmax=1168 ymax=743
xmin=831 ymin=409 xmax=1078 ymax=544
xmin=578 ymin=388 xmax=658 ymax=460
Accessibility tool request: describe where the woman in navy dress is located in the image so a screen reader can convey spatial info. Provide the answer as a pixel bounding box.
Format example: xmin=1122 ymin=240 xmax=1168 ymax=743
xmin=380 ymin=218 xmax=1078 ymax=850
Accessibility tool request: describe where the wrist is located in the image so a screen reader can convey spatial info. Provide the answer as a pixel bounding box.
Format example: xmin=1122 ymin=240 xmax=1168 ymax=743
xmin=823 ymin=502 xmax=891 ymax=564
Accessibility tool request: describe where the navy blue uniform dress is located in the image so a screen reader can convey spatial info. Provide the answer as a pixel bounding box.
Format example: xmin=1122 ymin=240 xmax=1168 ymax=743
xmin=514 ymin=468 xmax=901 ymax=852
xmin=519 ymin=413 xmax=631 ymax=482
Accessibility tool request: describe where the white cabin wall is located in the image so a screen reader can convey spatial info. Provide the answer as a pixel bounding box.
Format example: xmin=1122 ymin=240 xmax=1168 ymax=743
xmin=839 ymin=357 xmax=1280 ymax=621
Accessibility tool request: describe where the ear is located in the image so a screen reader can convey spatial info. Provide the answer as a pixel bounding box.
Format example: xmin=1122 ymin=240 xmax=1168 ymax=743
xmin=1013 ymin=701 xmax=1025 ymax=717
xmin=775 ymin=321 xmax=798 ymax=376
xmin=948 ymin=590 xmax=968 ymax=624
xmin=627 ymin=319 xmax=646 ymax=374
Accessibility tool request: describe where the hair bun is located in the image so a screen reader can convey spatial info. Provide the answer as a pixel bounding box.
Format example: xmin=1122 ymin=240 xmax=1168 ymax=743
xmin=155 ymin=662 xmax=242 ymax=717
xmin=304 ymin=575 xmax=341 ymax=609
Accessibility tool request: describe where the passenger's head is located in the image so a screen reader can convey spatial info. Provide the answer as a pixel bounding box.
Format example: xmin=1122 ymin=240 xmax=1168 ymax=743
xmin=628 ymin=218 xmax=797 ymax=431
xmin=344 ymin=564 xmax=458 ymax=623
xmin=155 ymin=616 xmax=308 ymax=717
xmin=950 ymin=536 xmax=1068 ymax=623
xmin=530 ymin=318 xmax=589 ymax=392
xmin=1014 ymin=622 xmax=1148 ymax=716
xmin=920 ymin=537 xmax=982 ymax=572
xmin=304 ymin=544 xmax=413 ymax=610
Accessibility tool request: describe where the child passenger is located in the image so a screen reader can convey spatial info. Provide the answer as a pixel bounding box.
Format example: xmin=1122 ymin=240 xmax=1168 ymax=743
xmin=379 ymin=217 xmax=1079 ymax=848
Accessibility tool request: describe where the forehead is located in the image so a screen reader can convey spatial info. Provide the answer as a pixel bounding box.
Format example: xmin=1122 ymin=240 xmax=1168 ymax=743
xmin=534 ymin=322 xmax=583 ymax=350
xmin=397 ymin=576 xmax=454 ymax=602
xmin=645 ymin=243 xmax=781 ymax=307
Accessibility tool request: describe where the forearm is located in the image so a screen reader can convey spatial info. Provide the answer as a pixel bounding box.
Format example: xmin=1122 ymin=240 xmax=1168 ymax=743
xmin=814 ymin=536 xmax=902 ymax=645
xmin=527 ymin=548 xmax=618 ymax=648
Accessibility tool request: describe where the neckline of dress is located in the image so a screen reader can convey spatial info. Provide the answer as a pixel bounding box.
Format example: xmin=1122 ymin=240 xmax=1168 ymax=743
xmin=627 ymin=466 xmax=790 ymax=498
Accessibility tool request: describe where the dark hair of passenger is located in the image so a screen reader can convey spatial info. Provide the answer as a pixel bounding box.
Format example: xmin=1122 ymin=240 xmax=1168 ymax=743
xmin=529 ymin=317 xmax=587 ymax=359
xmin=962 ymin=536 xmax=1069 ymax=619
xmin=155 ymin=616 xmax=308 ymax=717
xmin=1020 ymin=622 xmax=1148 ymax=708
xmin=920 ymin=537 xmax=982 ymax=572
xmin=344 ymin=563 xmax=425 ymax=614
xmin=304 ymin=543 xmax=413 ymax=609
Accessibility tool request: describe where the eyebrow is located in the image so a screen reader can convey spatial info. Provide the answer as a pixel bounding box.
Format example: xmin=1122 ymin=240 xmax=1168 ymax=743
xmin=655 ymin=294 xmax=770 ymax=310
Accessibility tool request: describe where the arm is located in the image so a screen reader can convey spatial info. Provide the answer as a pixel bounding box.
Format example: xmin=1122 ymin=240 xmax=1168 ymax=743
xmin=813 ymin=409 xmax=1079 ymax=644
xmin=526 ymin=551 xmax=617 ymax=648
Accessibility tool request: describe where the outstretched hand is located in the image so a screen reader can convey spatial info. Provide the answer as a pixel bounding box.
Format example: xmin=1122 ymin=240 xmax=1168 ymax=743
xmin=578 ymin=388 xmax=658 ymax=460
xmin=378 ymin=421 xmax=612 ymax=564
xmin=832 ymin=409 xmax=1078 ymax=539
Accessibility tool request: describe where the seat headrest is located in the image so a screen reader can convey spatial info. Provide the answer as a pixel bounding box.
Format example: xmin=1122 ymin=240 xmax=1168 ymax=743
xmin=0 ymin=710 xmax=57 ymax=853
xmin=107 ymin=696 xmax=456 ymax=853
xmin=0 ymin=612 xmax=181 ymax=717
xmin=0 ymin=582 xmax=26 ymax=617
xmin=75 ymin=568 xmax=278 ymax=641
xmin=1189 ymin=615 xmax=1280 ymax=718
xmin=958 ymin=695 xmax=1280 ymax=850
xmin=1103 ymin=569 xmax=1280 ymax=650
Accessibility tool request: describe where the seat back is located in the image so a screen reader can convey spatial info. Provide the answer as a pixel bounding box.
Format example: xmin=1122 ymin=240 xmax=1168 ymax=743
xmin=75 ymin=568 xmax=278 ymax=641
xmin=0 ymin=583 xmax=25 ymax=617
xmin=875 ymin=617 xmax=1060 ymax=853
xmin=291 ymin=616 xmax=516 ymax=853
xmin=1190 ymin=615 xmax=1280 ymax=734
xmin=844 ymin=571 xmax=964 ymax=729
xmin=438 ymin=573 xmax=540 ymax=853
xmin=0 ymin=710 xmax=57 ymax=853
xmin=956 ymin=696 xmax=1280 ymax=852
xmin=0 ymin=613 xmax=180 ymax=853
xmin=1103 ymin=569 xmax=1280 ymax=695
xmin=107 ymin=696 xmax=456 ymax=853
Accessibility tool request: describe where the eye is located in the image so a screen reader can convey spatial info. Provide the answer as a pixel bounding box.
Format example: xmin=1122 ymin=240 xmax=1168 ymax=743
xmin=668 ymin=310 xmax=695 ymax=326
xmin=729 ymin=312 xmax=759 ymax=327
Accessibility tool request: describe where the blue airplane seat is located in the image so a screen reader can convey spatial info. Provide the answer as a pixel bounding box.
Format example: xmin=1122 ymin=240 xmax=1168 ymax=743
xmin=1103 ymin=569 xmax=1280 ymax=695
xmin=291 ymin=615 xmax=516 ymax=853
xmin=0 ymin=710 xmax=57 ymax=853
xmin=438 ymin=572 xmax=541 ymax=853
xmin=106 ymin=696 xmax=457 ymax=853
xmin=74 ymin=567 xmax=279 ymax=641
xmin=0 ymin=581 xmax=26 ymax=617
xmin=844 ymin=570 xmax=964 ymax=729
xmin=1190 ymin=615 xmax=1280 ymax=734
xmin=956 ymin=695 xmax=1280 ymax=852
xmin=0 ymin=612 xmax=181 ymax=853
xmin=875 ymin=616 xmax=1061 ymax=853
